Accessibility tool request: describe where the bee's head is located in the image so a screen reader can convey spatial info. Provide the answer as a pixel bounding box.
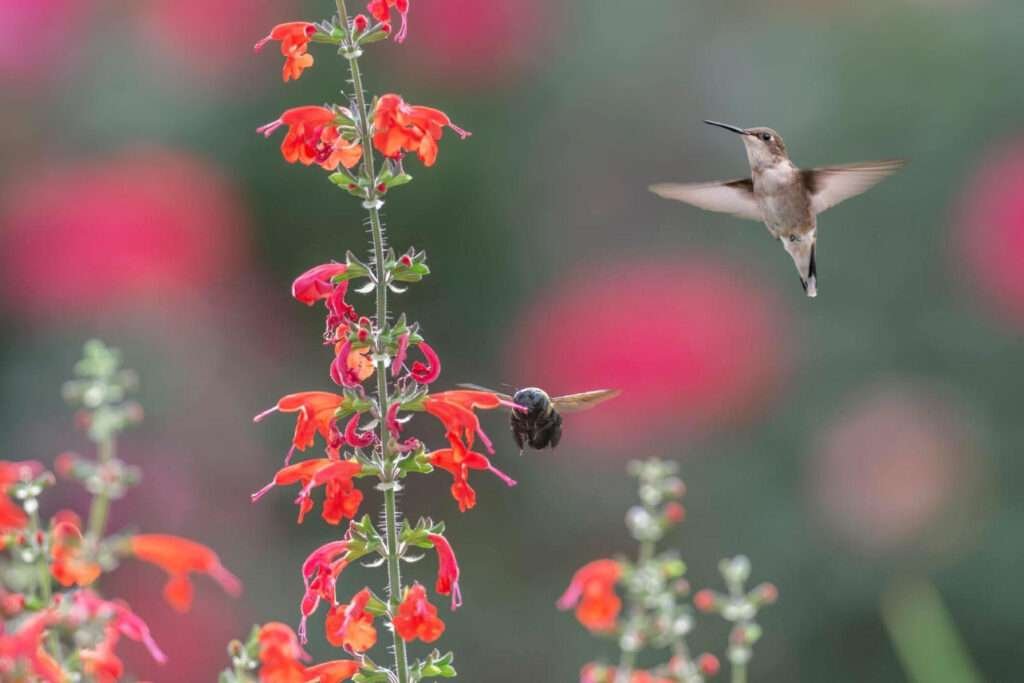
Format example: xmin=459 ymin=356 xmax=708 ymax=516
xmin=512 ymin=387 xmax=550 ymax=411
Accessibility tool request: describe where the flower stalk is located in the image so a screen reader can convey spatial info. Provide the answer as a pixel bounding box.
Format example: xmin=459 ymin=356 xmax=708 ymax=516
xmin=335 ymin=1 xmax=410 ymax=679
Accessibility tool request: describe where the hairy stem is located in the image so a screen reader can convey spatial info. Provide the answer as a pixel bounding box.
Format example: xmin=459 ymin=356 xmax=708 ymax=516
xmin=334 ymin=2 xmax=409 ymax=681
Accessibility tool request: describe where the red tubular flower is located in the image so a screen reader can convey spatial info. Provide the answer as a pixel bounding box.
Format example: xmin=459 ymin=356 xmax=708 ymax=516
xmin=0 ymin=611 xmax=64 ymax=683
xmin=325 ymin=587 xmax=377 ymax=652
xmin=392 ymin=332 xmax=410 ymax=377
xmin=255 ymin=391 xmax=346 ymax=464
xmin=300 ymin=540 xmax=350 ymax=642
xmin=371 ymin=94 xmax=470 ymax=167
xmin=423 ymin=389 xmax=502 ymax=454
xmin=392 ymin=582 xmax=445 ymax=643
xmin=0 ymin=460 xmax=42 ymax=530
xmin=428 ymin=436 xmax=516 ymax=512
xmin=50 ymin=519 xmax=101 ymax=587
xmin=293 ymin=263 xmax=348 ymax=305
xmin=254 ymin=22 xmax=317 ymax=81
xmin=557 ymin=559 xmax=623 ymax=633
xmin=251 ymin=458 xmax=364 ymax=525
xmin=409 ymin=340 xmax=441 ymax=384
xmin=386 ymin=401 xmax=404 ymax=438
xmin=128 ymin=534 xmax=242 ymax=613
xmin=367 ymin=0 xmax=410 ymax=42
xmin=427 ymin=533 xmax=462 ymax=610
xmin=258 ymin=106 xmax=362 ymax=170
xmin=342 ymin=414 xmax=375 ymax=449
xmin=70 ymin=590 xmax=167 ymax=665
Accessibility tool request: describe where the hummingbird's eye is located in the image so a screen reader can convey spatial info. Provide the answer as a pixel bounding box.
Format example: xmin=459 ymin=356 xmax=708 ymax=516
xmin=788 ymin=234 xmax=800 ymax=243
xmin=761 ymin=133 xmax=772 ymax=142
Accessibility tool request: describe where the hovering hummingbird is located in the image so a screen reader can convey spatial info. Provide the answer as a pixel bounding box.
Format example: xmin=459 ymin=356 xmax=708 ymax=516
xmin=650 ymin=120 xmax=906 ymax=297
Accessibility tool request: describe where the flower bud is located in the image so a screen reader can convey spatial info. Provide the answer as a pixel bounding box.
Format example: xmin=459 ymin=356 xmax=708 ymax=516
xmin=697 ymin=653 xmax=721 ymax=677
xmin=693 ymin=589 xmax=716 ymax=613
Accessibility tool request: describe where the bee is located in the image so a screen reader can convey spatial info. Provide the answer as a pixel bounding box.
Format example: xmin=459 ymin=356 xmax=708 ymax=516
xmin=458 ymin=384 xmax=620 ymax=452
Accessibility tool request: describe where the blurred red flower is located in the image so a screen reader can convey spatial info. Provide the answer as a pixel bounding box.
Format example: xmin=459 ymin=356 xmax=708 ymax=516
xmin=0 ymin=149 xmax=247 ymax=319
xmin=140 ymin=0 xmax=287 ymax=79
xmin=509 ymin=258 xmax=789 ymax=449
xmin=367 ymin=0 xmax=410 ymax=42
xmin=809 ymin=381 xmax=983 ymax=554
xmin=955 ymin=137 xmax=1024 ymax=329
xmin=557 ymin=559 xmax=622 ymax=633
xmin=129 ymin=534 xmax=242 ymax=612
xmin=395 ymin=0 xmax=557 ymax=86
xmin=0 ymin=1 xmax=92 ymax=82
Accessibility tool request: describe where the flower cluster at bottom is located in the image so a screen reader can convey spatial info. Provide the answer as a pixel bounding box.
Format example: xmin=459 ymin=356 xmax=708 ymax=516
xmin=0 ymin=341 xmax=240 ymax=682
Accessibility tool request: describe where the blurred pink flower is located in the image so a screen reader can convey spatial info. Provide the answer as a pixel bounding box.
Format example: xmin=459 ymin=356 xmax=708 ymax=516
xmin=809 ymin=381 xmax=983 ymax=554
xmin=394 ymin=0 xmax=558 ymax=85
xmin=0 ymin=1 xmax=92 ymax=81
xmin=955 ymin=137 xmax=1024 ymax=330
xmin=0 ymin=148 xmax=247 ymax=318
xmin=508 ymin=258 xmax=790 ymax=448
xmin=140 ymin=0 xmax=287 ymax=79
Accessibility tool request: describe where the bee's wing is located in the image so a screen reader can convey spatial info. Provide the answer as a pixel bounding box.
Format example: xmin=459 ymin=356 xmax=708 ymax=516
xmin=550 ymin=389 xmax=621 ymax=413
xmin=455 ymin=383 xmax=515 ymax=403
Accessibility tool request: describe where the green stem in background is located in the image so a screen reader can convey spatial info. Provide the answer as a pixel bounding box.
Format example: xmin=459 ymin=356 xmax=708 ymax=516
xmin=27 ymin=506 xmax=51 ymax=603
xmin=732 ymin=661 xmax=747 ymax=683
xmin=615 ymin=537 xmax=656 ymax=683
xmin=882 ymin=579 xmax=983 ymax=683
xmin=334 ymin=2 xmax=409 ymax=682
xmin=86 ymin=436 xmax=115 ymax=543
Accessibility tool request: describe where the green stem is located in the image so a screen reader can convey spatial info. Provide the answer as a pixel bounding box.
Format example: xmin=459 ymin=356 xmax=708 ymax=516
xmin=732 ymin=661 xmax=747 ymax=683
xmin=615 ymin=538 xmax=656 ymax=683
xmin=28 ymin=507 xmax=51 ymax=603
xmin=334 ymin=3 xmax=408 ymax=682
xmin=86 ymin=436 xmax=115 ymax=543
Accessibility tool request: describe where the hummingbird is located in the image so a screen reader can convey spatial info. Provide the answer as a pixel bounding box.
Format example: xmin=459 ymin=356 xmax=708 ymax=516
xmin=649 ymin=120 xmax=906 ymax=297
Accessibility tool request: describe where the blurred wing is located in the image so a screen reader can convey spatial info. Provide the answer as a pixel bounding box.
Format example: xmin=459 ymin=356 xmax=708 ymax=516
xmin=649 ymin=179 xmax=762 ymax=221
xmin=551 ymin=389 xmax=621 ymax=413
xmin=804 ymin=160 xmax=906 ymax=214
xmin=455 ymin=383 xmax=514 ymax=403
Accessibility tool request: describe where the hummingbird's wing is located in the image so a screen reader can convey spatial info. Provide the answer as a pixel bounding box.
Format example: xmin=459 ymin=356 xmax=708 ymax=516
xmin=649 ymin=178 xmax=762 ymax=221
xmin=804 ymin=160 xmax=906 ymax=215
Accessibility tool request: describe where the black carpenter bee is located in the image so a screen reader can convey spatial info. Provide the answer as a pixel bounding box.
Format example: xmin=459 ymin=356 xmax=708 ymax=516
xmin=458 ymin=384 xmax=620 ymax=452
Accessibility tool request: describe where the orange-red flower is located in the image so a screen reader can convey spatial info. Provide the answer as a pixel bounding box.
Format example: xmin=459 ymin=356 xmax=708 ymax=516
xmin=305 ymin=660 xmax=361 ymax=683
xmin=392 ymin=582 xmax=445 ymax=643
xmin=423 ymin=389 xmax=502 ymax=453
xmin=50 ymin=517 xmax=101 ymax=587
xmin=557 ymin=559 xmax=623 ymax=633
xmin=331 ymin=340 xmax=375 ymax=388
xmin=258 ymin=106 xmax=362 ymax=170
xmin=367 ymin=0 xmax=410 ymax=42
xmin=300 ymin=540 xmax=350 ymax=642
xmin=0 ymin=611 xmax=64 ymax=683
xmin=129 ymin=534 xmax=241 ymax=612
xmin=371 ymin=94 xmax=469 ymax=167
xmin=325 ymin=587 xmax=377 ymax=652
xmin=255 ymin=391 xmax=347 ymax=464
xmin=251 ymin=458 xmax=364 ymax=525
xmin=0 ymin=460 xmax=42 ymax=530
xmin=428 ymin=436 xmax=516 ymax=512
xmin=257 ymin=622 xmax=309 ymax=683
xmin=428 ymin=533 xmax=461 ymax=610
xmin=254 ymin=22 xmax=318 ymax=82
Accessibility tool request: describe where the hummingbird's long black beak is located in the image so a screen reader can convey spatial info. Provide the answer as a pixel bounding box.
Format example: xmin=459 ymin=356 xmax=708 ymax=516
xmin=704 ymin=120 xmax=747 ymax=135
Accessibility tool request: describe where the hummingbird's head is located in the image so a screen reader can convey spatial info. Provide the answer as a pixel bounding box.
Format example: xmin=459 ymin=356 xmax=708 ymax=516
xmin=704 ymin=121 xmax=788 ymax=169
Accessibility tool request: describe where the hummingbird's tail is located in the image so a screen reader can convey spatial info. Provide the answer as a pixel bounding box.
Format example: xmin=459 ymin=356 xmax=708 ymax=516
xmin=785 ymin=240 xmax=818 ymax=298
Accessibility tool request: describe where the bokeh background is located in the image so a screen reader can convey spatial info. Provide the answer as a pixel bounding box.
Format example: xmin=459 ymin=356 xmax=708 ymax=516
xmin=2 ymin=0 xmax=1023 ymax=680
